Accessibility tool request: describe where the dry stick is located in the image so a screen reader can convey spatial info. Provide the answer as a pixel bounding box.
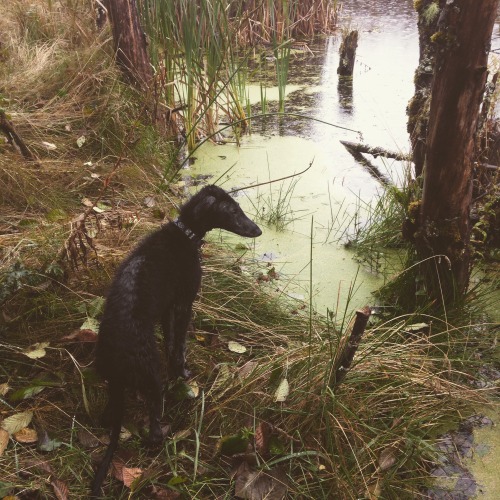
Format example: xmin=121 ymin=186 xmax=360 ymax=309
xmin=0 ymin=110 xmax=39 ymax=164
xmin=329 ymin=305 xmax=371 ymax=390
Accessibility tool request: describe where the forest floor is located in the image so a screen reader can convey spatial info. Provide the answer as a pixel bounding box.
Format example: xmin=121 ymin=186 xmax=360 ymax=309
xmin=1 ymin=2 xmax=499 ymax=499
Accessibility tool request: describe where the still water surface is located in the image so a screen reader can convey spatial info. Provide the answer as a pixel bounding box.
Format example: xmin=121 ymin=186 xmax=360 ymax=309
xmin=188 ymin=0 xmax=418 ymax=315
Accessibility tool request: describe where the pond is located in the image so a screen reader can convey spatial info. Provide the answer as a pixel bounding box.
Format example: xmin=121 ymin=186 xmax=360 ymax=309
xmin=186 ymin=0 xmax=418 ymax=317
xmin=181 ymin=1 xmax=500 ymax=497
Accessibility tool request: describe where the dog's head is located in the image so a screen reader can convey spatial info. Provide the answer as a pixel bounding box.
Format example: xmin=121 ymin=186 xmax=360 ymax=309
xmin=181 ymin=185 xmax=262 ymax=238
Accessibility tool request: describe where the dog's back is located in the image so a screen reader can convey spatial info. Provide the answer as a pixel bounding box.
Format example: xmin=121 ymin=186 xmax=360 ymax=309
xmin=96 ymin=224 xmax=202 ymax=387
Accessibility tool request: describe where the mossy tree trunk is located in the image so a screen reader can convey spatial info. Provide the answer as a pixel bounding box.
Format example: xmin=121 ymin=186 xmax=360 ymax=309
xmin=407 ymin=0 xmax=445 ymax=178
xmin=415 ymin=0 xmax=498 ymax=303
xmin=107 ymin=0 xmax=153 ymax=90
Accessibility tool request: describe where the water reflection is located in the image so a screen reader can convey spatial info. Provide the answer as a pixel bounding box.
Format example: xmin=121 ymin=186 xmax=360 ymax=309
xmin=337 ymin=76 xmax=353 ymax=114
xmin=189 ymin=0 xmax=420 ymax=314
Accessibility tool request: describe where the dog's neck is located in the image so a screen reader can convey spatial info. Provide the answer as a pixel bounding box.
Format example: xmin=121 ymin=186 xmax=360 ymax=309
xmin=173 ymin=218 xmax=205 ymax=248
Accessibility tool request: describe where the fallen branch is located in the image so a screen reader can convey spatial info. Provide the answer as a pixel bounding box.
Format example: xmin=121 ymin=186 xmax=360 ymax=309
xmin=340 ymin=141 xmax=392 ymax=186
xmin=0 ymin=110 xmax=39 ymax=164
xmin=329 ymin=306 xmax=371 ymax=390
xmin=340 ymin=140 xmax=411 ymax=161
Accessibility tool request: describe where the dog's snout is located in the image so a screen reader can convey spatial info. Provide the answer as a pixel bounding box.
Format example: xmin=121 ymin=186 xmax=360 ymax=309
xmin=237 ymin=216 xmax=262 ymax=238
xmin=250 ymin=223 xmax=262 ymax=237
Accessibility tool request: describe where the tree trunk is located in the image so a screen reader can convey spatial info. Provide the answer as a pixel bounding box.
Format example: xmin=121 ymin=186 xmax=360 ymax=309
xmin=337 ymin=30 xmax=358 ymax=76
xmin=407 ymin=0 xmax=445 ymax=178
xmin=107 ymin=0 xmax=153 ymax=89
xmin=415 ymin=0 xmax=499 ymax=302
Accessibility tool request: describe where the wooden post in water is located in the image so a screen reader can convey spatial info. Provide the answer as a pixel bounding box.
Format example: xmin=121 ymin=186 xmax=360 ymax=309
xmin=337 ymin=30 xmax=358 ymax=76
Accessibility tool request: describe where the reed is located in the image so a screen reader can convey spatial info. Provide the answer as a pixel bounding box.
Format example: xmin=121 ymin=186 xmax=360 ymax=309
xmin=137 ymin=0 xmax=341 ymax=150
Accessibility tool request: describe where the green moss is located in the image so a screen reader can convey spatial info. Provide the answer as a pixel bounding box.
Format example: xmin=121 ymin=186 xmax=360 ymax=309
xmin=408 ymin=200 xmax=422 ymax=222
xmin=414 ymin=0 xmax=424 ymax=12
xmin=430 ymin=31 xmax=458 ymax=47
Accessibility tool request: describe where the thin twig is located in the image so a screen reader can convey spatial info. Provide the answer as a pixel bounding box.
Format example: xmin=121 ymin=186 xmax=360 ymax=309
xmin=229 ymin=158 xmax=315 ymax=193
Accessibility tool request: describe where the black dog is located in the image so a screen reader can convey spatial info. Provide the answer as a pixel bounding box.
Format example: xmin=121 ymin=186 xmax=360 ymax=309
xmin=91 ymin=185 xmax=261 ymax=497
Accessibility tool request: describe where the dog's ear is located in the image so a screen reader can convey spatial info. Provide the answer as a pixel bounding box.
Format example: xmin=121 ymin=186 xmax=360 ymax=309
xmin=193 ymin=195 xmax=216 ymax=217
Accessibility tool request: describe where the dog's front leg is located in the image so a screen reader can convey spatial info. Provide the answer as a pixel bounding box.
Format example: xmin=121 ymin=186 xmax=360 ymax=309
xmin=162 ymin=304 xmax=191 ymax=379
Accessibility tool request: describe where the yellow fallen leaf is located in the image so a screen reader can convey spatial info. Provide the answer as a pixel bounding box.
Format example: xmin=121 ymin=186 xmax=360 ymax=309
xmin=228 ymin=341 xmax=247 ymax=354
xmin=1 ymin=411 xmax=33 ymax=435
xmin=274 ymin=378 xmax=289 ymax=402
xmin=23 ymin=342 xmax=50 ymax=359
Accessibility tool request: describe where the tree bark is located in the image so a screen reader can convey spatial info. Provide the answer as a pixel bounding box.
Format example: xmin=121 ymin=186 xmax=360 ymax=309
xmin=415 ymin=0 xmax=499 ymax=302
xmin=407 ymin=0 xmax=445 ymax=178
xmin=107 ymin=0 xmax=153 ymax=89
xmin=329 ymin=306 xmax=371 ymax=390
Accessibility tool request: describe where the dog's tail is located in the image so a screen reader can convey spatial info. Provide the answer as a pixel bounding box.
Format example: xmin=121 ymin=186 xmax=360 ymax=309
xmin=90 ymin=387 xmax=124 ymax=498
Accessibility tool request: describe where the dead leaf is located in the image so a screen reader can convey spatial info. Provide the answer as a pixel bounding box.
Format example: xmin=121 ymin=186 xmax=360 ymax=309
xmin=172 ymin=429 xmax=191 ymax=441
xmin=111 ymin=459 xmax=143 ymax=487
xmin=228 ymin=341 xmax=247 ymax=354
xmin=60 ymin=328 xmax=98 ymax=342
xmin=274 ymin=379 xmax=289 ymax=402
xmin=234 ymin=462 xmax=287 ymax=500
xmin=122 ymin=467 xmax=143 ymax=487
xmin=0 ymin=382 xmax=10 ymax=396
xmin=1 ymin=411 xmax=33 ymax=435
xmin=0 ymin=428 xmax=9 ymax=456
xmin=143 ymin=195 xmax=156 ymax=208
xmin=378 ymin=446 xmax=397 ymax=472
xmin=51 ymin=478 xmax=69 ymax=500
xmin=13 ymin=427 xmax=38 ymax=444
xmin=22 ymin=342 xmax=50 ymax=359
xmin=42 ymin=141 xmax=57 ymax=150
xmin=78 ymin=428 xmax=100 ymax=449
xmin=81 ymin=197 xmax=93 ymax=207
xmin=238 ymin=361 xmax=258 ymax=381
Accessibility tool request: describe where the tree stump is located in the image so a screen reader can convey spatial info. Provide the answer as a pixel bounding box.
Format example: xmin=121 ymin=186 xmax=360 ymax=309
xmin=337 ymin=30 xmax=358 ymax=76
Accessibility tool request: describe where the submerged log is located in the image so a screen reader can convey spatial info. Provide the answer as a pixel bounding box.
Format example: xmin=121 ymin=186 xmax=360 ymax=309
xmin=340 ymin=140 xmax=392 ymax=186
xmin=337 ymin=30 xmax=358 ymax=76
xmin=340 ymin=140 xmax=411 ymax=162
xmin=329 ymin=306 xmax=371 ymax=389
